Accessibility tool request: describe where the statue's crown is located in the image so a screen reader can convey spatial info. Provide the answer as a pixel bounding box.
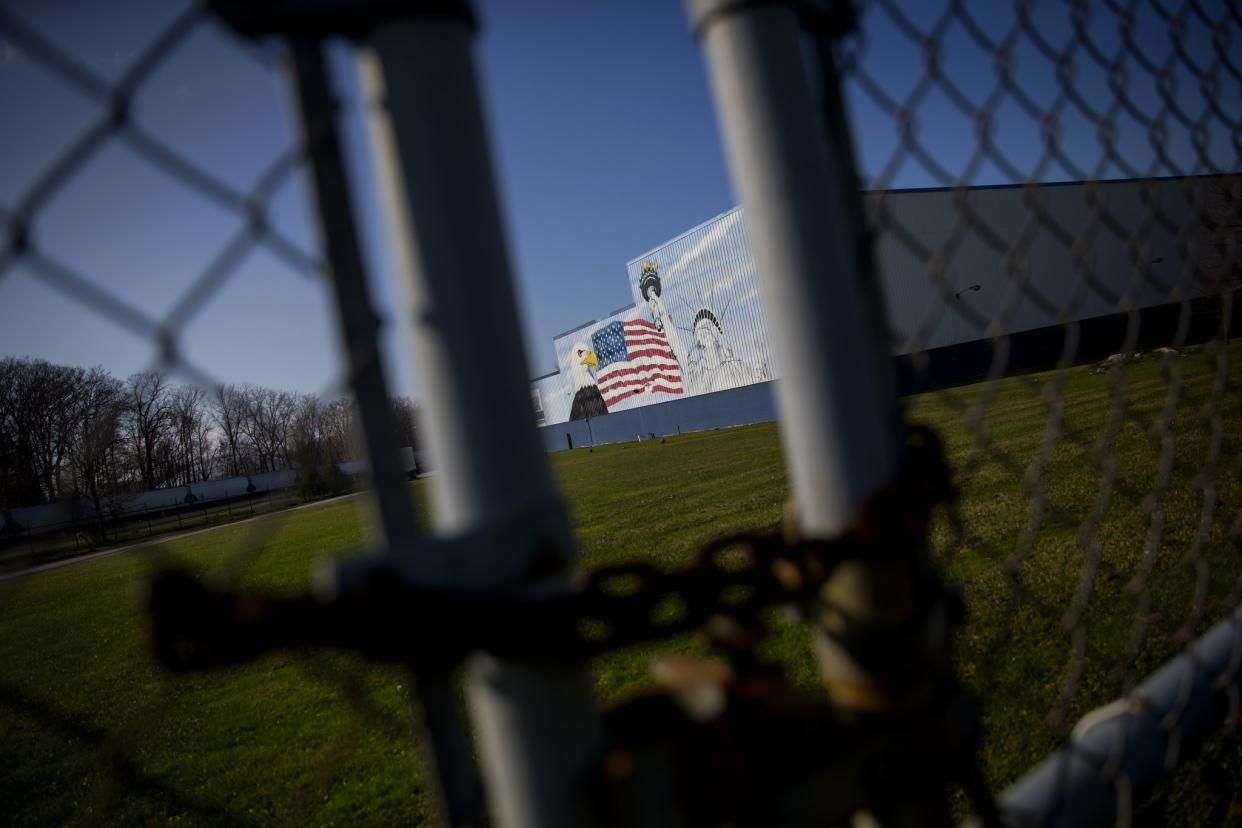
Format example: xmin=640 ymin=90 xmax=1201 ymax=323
xmin=640 ymin=260 xmax=659 ymax=277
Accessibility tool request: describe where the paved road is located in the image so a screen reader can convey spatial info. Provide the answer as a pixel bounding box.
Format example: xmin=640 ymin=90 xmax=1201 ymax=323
xmin=0 ymin=491 xmax=363 ymax=583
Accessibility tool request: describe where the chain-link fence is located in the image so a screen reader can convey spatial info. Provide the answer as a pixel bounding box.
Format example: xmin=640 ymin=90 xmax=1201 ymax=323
xmin=1 ymin=0 xmax=1239 ymax=826
xmin=0 ymin=2 xmax=434 ymax=823
xmin=835 ymin=0 xmax=1240 ymax=822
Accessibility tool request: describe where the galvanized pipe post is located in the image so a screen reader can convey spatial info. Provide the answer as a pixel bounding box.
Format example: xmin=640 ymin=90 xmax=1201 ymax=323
xmin=688 ymin=2 xmax=966 ymax=820
xmin=280 ymin=36 xmax=485 ymax=827
xmin=688 ymin=0 xmax=900 ymax=535
xmin=992 ymin=605 xmax=1242 ymax=828
xmin=354 ymin=4 xmax=603 ymax=826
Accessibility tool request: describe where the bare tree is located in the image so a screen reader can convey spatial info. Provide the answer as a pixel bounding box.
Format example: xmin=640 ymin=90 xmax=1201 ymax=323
xmin=0 ymin=358 xmax=86 ymax=504
xmin=67 ymin=368 xmax=125 ymax=531
xmin=321 ymin=397 xmax=358 ymax=464
xmin=212 ymin=384 xmax=248 ymax=478
xmin=238 ymin=387 xmax=297 ymax=473
xmin=169 ymin=385 xmax=210 ymax=486
xmin=1 ymin=358 xmax=362 ymax=512
xmin=238 ymin=386 xmax=266 ymax=472
xmin=193 ymin=405 xmax=217 ymax=482
xmin=269 ymin=391 xmax=297 ymax=470
xmin=290 ymin=393 xmax=326 ymax=466
xmin=0 ymin=358 xmax=39 ymax=508
xmin=389 ymin=396 xmax=420 ymax=452
xmin=124 ymin=371 xmax=172 ymax=491
xmin=37 ymin=363 xmax=84 ymax=502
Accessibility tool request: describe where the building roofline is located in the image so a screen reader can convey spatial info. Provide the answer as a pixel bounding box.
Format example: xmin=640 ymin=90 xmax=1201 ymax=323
xmin=607 ymin=302 xmax=636 ymax=317
xmin=538 ymin=172 xmax=1232 ymax=385
xmin=626 ymin=205 xmax=745 ymax=268
xmin=550 ymin=319 xmax=599 ymax=341
xmin=625 ymin=175 xmax=1229 ymax=269
xmin=860 ymin=172 xmax=1229 ymax=197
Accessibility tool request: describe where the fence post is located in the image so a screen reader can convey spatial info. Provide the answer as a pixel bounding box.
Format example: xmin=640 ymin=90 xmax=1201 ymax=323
xmin=276 ymin=36 xmax=487 ymax=826
xmin=690 ymin=0 xmax=934 ymax=731
xmin=688 ymin=0 xmax=970 ymax=818
xmin=355 ymin=6 xmax=603 ymax=825
xmin=688 ymin=0 xmax=901 ymax=533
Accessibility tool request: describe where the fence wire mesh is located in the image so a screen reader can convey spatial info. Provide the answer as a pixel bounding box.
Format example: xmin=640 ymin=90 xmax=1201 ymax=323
xmin=0 ymin=0 xmax=1238 ymax=825
xmin=836 ymin=0 xmax=1241 ymax=821
xmin=0 ymin=3 xmax=433 ymax=824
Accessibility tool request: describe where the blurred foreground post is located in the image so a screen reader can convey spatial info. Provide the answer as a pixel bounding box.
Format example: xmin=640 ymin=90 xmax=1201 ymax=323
xmin=280 ymin=35 xmax=485 ymax=827
xmin=688 ymin=0 xmax=958 ymax=820
xmin=688 ymin=0 xmax=906 ymax=686
xmin=356 ymin=4 xmax=603 ymax=827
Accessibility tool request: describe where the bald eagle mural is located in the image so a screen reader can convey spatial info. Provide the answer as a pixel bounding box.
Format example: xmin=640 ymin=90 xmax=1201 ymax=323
xmin=532 ymin=206 xmax=779 ymax=426
xmin=567 ymin=342 xmax=608 ymax=421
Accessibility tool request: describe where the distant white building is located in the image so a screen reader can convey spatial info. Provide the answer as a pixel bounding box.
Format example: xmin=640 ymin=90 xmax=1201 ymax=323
xmin=532 ymin=176 xmax=1235 ymax=427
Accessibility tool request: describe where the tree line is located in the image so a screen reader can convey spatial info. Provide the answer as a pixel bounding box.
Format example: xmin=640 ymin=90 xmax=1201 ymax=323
xmin=0 ymin=357 xmax=419 ymax=511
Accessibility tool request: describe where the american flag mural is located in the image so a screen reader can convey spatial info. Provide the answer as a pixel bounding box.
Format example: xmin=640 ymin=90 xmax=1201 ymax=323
xmin=533 ymin=207 xmax=776 ymax=425
xmin=590 ymin=319 xmax=684 ymax=407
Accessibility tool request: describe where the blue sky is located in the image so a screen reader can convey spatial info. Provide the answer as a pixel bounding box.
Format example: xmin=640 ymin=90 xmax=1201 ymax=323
xmin=0 ymin=0 xmax=1236 ymax=398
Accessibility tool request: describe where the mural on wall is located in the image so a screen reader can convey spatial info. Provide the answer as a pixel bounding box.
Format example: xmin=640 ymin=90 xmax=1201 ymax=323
xmin=530 ymin=387 xmax=546 ymax=426
xmin=638 ymin=260 xmax=692 ymax=374
xmin=686 ymin=306 xmax=764 ymax=393
xmin=590 ymin=315 xmax=684 ymax=406
xmin=636 ymin=257 xmax=764 ymax=395
xmin=533 ymin=178 xmax=1226 ymax=429
xmin=537 ymin=206 xmax=779 ymax=426
xmin=628 ymin=208 xmax=773 ymax=398
xmin=565 ymin=341 xmax=609 ymax=421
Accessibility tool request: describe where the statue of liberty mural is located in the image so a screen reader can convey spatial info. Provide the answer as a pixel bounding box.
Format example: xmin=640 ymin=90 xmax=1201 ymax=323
xmin=638 ymin=260 xmax=690 ymax=374
xmin=637 ymin=258 xmax=766 ymax=397
xmin=686 ymin=307 xmax=761 ymax=394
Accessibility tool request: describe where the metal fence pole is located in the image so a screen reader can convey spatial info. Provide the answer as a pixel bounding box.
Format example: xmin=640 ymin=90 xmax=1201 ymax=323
xmin=687 ymin=0 xmax=918 ymax=715
xmin=355 ymin=6 xmax=603 ymax=826
xmin=281 ymin=36 xmax=486 ymax=827
xmin=688 ymin=0 xmax=901 ymax=534
xmin=988 ymin=605 xmax=1242 ymax=828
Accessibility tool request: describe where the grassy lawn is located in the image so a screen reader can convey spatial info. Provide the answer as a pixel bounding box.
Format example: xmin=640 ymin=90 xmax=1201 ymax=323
xmin=1 ymin=341 xmax=1238 ymax=825
xmin=0 ymin=489 xmax=335 ymax=576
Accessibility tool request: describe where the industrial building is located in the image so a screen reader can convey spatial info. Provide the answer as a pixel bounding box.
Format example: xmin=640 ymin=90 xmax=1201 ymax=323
xmin=533 ymin=176 xmax=1235 ymax=449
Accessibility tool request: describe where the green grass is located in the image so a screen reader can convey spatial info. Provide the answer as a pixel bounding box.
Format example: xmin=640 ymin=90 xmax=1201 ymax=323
xmin=1 ymin=341 xmax=1239 ymax=825
xmin=0 ymin=489 xmax=331 ymax=575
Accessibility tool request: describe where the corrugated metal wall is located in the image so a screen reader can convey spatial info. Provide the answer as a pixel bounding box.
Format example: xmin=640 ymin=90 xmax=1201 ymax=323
xmin=533 ymin=176 xmax=1221 ymax=429
xmin=870 ymin=178 xmax=1201 ymax=354
xmin=537 ymin=380 xmax=778 ymax=452
xmin=624 ymin=206 xmax=779 ymax=395
xmin=538 ymin=206 xmax=781 ymax=426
